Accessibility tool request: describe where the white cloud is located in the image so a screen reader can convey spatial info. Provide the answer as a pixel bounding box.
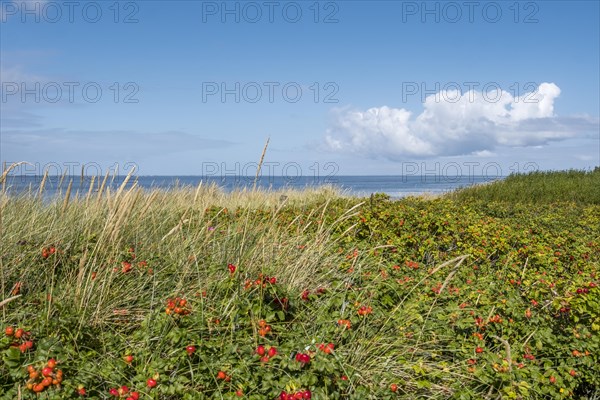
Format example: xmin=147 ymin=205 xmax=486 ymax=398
xmin=471 ymin=150 xmax=495 ymax=157
xmin=325 ymin=82 xmax=599 ymax=160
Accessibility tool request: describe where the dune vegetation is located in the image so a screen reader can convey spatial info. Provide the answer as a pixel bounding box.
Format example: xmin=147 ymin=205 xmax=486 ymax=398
xmin=0 ymin=168 xmax=598 ymax=399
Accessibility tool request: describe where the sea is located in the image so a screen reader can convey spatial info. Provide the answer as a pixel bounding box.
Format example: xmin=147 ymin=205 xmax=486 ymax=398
xmin=1 ymin=175 xmax=501 ymax=200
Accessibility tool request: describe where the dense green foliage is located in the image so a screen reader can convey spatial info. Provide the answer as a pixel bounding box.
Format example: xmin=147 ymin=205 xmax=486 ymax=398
xmin=0 ymin=173 xmax=599 ymax=399
xmin=450 ymin=168 xmax=600 ymax=204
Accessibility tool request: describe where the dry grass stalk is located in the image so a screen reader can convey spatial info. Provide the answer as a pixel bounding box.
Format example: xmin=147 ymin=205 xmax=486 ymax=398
xmin=62 ymin=179 xmax=73 ymax=214
xmin=253 ymin=137 xmax=270 ymax=191
xmin=0 ymin=294 xmax=22 ymax=308
xmin=38 ymin=169 xmax=49 ymax=199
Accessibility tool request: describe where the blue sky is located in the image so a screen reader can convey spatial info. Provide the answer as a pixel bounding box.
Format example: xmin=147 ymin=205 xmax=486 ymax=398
xmin=1 ymin=0 xmax=599 ymax=176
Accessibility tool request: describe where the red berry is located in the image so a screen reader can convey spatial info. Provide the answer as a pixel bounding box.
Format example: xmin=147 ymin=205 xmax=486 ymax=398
xmin=549 ymin=376 xmax=556 ymax=383
xmin=146 ymin=378 xmax=157 ymax=388
xmin=217 ymin=371 xmax=227 ymax=380
xmin=302 ymin=390 xmax=312 ymax=399
xmin=236 ymin=389 xmax=244 ymax=397
xmin=77 ymin=387 xmax=86 ymax=396
xmin=569 ymin=369 xmax=576 ymax=377
xmin=109 ymin=388 xmax=119 ymax=396
xmin=475 ymin=347 xmax=484 ymax=353
xmin=131 ymin=392 xmax=140 ymax=400
xmin=391 ymin=383 xmax=398 ymax=392
xmin=268 ymin=346 xmax=277 ymax=357
xmin=256 ymin=345 xmax=266 ymax=356
xmin=270 ymin=277 xmax=277 ymax=284
xmin=260 ymin=356 xmax=270 ymax=363
xmin=46 ymin=359 xmax=57 ymax=369
xmin=5 ymin=326 xmax=14 ymax=336
xmin=296 ymin=353 xmax=310 ymax=363
xmin=122 ymin=261 xmax=132 ymax=273
xmin=186 ymin=346 xmax=196 ymax=355
xmin=42 ymin=367 xmax=53 ymax=377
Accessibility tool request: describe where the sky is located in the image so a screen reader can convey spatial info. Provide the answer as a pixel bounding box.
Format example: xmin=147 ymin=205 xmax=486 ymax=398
xmin=1 ymin=0 xmax=599 ymax=177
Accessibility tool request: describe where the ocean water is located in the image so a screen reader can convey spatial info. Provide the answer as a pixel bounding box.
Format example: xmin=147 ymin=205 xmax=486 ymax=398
xmin=1 ymin=175 xmax=500 ymax=199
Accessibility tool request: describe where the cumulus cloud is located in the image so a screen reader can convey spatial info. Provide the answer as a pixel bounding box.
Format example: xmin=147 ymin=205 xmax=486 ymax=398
xmin=325 ymin=83 xmax=599 ymax=160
